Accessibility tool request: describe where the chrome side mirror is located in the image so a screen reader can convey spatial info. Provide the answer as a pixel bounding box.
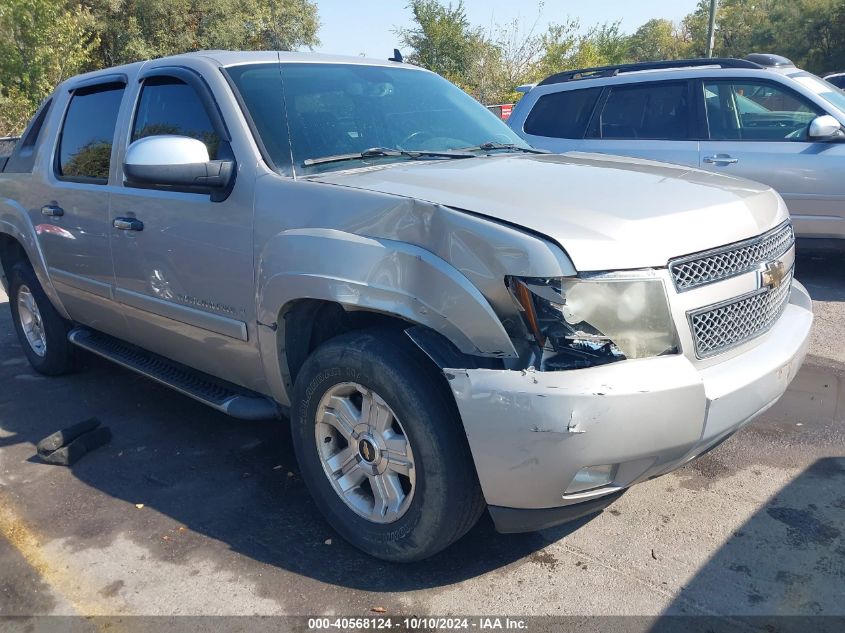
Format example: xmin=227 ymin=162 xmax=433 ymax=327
xmin=808 ymin=115 xmax=844 ymax=140
xmin=123 ymin=135 xmax=234 ymax=189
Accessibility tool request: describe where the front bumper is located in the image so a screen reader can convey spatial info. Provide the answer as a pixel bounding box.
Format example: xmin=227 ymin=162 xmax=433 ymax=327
xmin=446 ymin=280 xmax=813 ymax=532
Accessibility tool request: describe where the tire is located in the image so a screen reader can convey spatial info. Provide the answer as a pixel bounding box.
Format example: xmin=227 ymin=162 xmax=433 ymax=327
xmin=8 ymin=260 xmax=73 ymax=376
xmin=291 ymin=329 xmax=486 ymax=562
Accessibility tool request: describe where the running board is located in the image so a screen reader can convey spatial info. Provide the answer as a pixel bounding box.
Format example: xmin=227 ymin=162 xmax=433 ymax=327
xmin=68 ymin=327 xmax=279 ymax=420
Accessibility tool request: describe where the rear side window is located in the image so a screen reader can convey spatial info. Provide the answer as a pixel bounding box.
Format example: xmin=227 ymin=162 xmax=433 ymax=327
xmin=132 ymin=77 xmax=221 ymax=159
xmin=523 ymin=87 xmax=601 ymax=138
xmin=3 ymin=98 xmax=52 ymax=173
xmin=57 ymin=83 xmax=124 ymax=182
xmin=592 ymin=82 xmax=691 ymax=140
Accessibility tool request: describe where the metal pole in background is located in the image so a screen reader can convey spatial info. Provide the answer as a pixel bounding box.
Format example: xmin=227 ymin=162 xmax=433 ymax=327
xmin=706 ymin=0 xmax=719 ymax=57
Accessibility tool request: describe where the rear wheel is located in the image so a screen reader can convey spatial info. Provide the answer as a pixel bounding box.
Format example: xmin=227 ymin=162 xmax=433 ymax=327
xmin=290 ymin=329 xmax=485 ymax=562
xmin=8 ymin=261 xmax=73 ymax=375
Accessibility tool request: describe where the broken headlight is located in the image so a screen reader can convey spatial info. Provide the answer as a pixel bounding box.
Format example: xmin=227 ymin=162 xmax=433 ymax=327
xmin=507 ymin=274 xmax=679 ymax=371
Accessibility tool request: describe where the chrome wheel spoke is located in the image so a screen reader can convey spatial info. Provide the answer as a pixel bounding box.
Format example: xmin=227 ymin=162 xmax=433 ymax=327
xmin=337 ymin=460 xmax=367 ymax=494
xmin=384 ymin=434 xmax=412 ymax=476
xmin=363 ymin=392 xmax=393 ymax=434
xmin=325 ymin=445 xmax=357 ymax=476
xmin=322 ymin=395 xmax=359 ymax=440
xmin=372 ymin=473 xmax=404 ymax=519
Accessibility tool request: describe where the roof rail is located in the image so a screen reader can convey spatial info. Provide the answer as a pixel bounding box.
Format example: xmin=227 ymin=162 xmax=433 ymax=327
xmin=537 ymin=57 xmax=764 ymax=86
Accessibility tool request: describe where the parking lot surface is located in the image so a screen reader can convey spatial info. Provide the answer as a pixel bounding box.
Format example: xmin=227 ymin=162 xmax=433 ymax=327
xmin=0 ymin=253 xmax=843 ymax=620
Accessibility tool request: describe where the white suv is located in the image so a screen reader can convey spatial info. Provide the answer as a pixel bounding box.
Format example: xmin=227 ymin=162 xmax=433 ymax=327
xmin=509 ymin=54 xmax=845 ymax=249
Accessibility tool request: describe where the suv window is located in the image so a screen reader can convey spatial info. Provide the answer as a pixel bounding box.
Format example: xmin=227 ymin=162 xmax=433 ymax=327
xmin=57 ymin=83 xmax=124 ymax=182
xmin=591 ymin=82 xmax=690 ymax=140
xmin=523 ymin=87 xmax=602 ymax=138
xmin=704 ymin=81 xmax=821 ymax=141
xmin=132 ymin=77 xmax=221 ymax=159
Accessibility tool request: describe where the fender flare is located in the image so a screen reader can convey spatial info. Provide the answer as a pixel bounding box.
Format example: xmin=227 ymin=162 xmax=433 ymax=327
xmin=255 ymin=228 xmax=518 ymax=405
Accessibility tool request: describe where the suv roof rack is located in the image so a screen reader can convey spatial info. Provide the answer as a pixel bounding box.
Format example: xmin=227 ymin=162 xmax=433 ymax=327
xmin=537 ymin=57 xmax=764 ymax=86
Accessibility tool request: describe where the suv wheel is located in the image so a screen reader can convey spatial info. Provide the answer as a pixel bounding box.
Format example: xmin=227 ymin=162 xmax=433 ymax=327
xmin=291 ymin=329 xmax=485 ymax=562
xmin=9 ymin=261 xmax=73 ymax=375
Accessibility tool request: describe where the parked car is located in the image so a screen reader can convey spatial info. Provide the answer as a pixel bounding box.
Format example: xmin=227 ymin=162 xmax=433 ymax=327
xmin=823 ymin=71 xmax=845 ymax=89
xmin=0 ymin=51 xmax=812 ymax=562
xmin=509 ymin=54 xmax=845 ymax=250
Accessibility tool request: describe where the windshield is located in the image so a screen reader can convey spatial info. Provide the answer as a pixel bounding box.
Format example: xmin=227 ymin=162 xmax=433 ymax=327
xmin=226 ymin=62 xmax=529 ymax=174
xmin=788 ymin=71 xmax=845 ymax=114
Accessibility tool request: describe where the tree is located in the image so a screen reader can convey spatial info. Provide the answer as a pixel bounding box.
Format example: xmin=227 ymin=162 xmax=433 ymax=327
xmin=0 ymin=0 xmax=98 ymax=136
xmin=83 ymin=0 xmax=320 ymax=68
xmin=396 ymin=0 xmax=484 ymax=87
xmin=628 ymin=18 xmax=690 ymax=61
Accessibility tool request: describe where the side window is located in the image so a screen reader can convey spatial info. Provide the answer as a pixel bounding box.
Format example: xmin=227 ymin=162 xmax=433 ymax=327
xmin=704 ymin=81 xmax=821 ymax=141
xmin=4 ymin=98 xmax=53 ymax=173
xmin=132 ymin=77 xmax=221 ymax=159
xmin=523 ymin=87 xmax=602 ymax=139
xmin=57 ymin=83 xmax=125 ymax=182
xmin=592 ymin=82 xmax=691 ymax=140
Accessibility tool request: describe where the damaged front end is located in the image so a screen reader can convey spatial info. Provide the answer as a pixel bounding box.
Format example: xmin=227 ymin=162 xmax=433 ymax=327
xmin=506 ymin=271 xmax=680 ymax=371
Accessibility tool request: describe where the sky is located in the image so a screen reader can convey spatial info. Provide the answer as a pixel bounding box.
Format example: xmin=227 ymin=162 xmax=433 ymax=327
xmin=313 ymin=0 xmax=701 ymax=58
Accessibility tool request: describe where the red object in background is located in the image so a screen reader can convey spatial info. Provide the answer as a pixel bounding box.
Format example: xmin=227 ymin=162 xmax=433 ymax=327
xmin=500 ymin=104 xmax=513 ymax=120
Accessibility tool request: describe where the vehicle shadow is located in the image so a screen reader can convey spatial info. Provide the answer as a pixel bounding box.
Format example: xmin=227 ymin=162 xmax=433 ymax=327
xmin=796 ymin=251 xmax=845 ymax=302
xmin=0 ymin=331 xmax=592 ymax=592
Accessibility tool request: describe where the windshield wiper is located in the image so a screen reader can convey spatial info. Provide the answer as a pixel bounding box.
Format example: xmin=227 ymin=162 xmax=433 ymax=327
xmin=460 ymin=142 xmax=549 ymax=154
xmin=303 ymin=147 xmax=475 ymax=167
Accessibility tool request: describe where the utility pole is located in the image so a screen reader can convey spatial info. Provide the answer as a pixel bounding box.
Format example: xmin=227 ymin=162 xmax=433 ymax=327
xmin=706 ymin=0 xmax=719 ymax=58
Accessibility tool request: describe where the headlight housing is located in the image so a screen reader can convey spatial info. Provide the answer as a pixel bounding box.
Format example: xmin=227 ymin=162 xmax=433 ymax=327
xmin=507 ymin=274 xmax=679 ymax=371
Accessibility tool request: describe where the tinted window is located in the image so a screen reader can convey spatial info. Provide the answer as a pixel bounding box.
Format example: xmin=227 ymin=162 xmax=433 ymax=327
xmin=825 ymin=75 xmax=845 ymax=89
xmin=132 ymin=78 xmax=221 ymax=159
xmin=593 ymin=82 xmax=690 ymax=140
xmin=523 ymin=88 xmax=601 ymax=138
xmin=58 ymin=84 xmax=124 ymax=181
xmin=704 ymin=81 xmax=821 ymax=141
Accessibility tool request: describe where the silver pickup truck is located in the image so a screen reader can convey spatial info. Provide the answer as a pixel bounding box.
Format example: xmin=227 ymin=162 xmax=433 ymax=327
xmin=0 ymin=51 xmax=813 ymax=562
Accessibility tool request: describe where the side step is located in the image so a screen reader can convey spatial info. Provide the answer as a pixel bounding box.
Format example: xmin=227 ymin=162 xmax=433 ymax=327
xmin=68 ymin=327 xmax=279 ymax=420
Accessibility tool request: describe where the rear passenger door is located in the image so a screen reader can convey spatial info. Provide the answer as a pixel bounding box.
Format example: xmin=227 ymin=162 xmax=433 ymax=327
xmin=32 ymin=78 xmax=128 ymax=336
xmin=580 ymin=80 xmax=700 ymax=167
xmin=697 ymin=79 xmax=845 ymax=239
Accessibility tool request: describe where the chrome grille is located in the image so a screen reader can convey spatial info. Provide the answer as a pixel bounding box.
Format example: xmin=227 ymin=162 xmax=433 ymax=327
xmin=688 ymin=270 xmax=793 ymax=358
xmin=670 ymin=222 xmax=794 ymax=292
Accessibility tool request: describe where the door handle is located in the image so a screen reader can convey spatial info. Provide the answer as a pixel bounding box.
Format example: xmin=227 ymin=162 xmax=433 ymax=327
xmin=113 ymin=217 xmax=144 ymax=231
xmin=703 ymin=155 xmax=739 ymax=165
xmin=41 ymin=204 xmax=64 ymax=217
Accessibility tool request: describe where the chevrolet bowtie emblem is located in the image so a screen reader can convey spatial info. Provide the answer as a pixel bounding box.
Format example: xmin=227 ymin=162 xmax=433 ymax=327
xmin=759 ymin=260 xmax=786 ymax=290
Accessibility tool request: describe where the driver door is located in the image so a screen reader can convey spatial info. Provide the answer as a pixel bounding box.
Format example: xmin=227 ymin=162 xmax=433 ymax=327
xmin=698 ymin=78 xmax=845 ymax=239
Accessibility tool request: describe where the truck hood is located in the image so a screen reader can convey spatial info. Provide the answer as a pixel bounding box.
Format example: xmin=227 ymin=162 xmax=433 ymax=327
xmin=310 ymin=152 xmax=788 ymax=272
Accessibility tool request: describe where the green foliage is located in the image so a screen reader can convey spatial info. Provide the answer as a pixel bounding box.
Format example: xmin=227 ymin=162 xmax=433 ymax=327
xmin=628 ymin=18 xmax=691 ymax=61
xmin=0 ymin=0 xmax=98 ymax=136
xmin=83 ymin=0 xmax=320 ymax=68
xmin=0 ymin=0 xmax=319 ymax=136
xmin=396 ymin=0 xmax=486 ymax=87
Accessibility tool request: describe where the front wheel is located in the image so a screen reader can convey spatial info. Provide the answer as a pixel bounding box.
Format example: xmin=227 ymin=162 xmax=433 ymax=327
xmin=290 ymin=329 xmax=485 ymax=562
xmin=8 ymin=261 xmax=73 ymax=376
